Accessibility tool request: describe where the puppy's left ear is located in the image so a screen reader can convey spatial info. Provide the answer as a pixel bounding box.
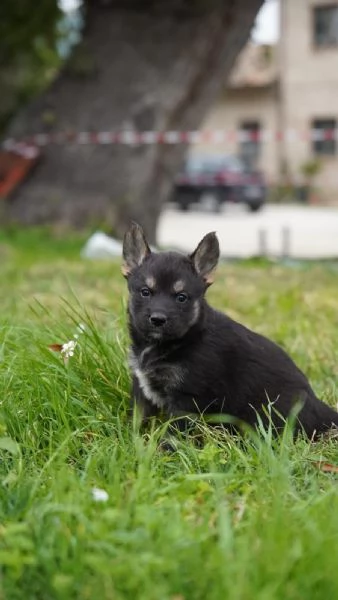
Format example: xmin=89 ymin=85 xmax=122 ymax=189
xmin=122 ymin=222 xmax=151 ymax=277
xmin=190 ymin=232 xmax=220 ymax=285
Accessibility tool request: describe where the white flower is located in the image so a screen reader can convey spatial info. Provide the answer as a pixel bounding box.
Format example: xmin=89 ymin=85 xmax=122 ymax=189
xmin=91 ymin=487 xmax=109 ymax=502
xmin=61 ymin=340 xmax=77 ymax=358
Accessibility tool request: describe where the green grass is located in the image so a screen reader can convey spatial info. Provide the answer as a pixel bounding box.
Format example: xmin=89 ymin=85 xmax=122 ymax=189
xmin=1 ymin=227 xmax=338 ymax=599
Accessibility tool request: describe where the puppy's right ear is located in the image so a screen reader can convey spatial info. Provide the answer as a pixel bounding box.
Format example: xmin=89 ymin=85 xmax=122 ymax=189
xmin=122 ymin=222 xmax=151 ymax=277
xmin=190 ymin=231 xmax=219 ymax=285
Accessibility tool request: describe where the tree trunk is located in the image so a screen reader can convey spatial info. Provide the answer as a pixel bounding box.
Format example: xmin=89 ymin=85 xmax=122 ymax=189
xmin=4 ymin=0 xmax=263 ymax=244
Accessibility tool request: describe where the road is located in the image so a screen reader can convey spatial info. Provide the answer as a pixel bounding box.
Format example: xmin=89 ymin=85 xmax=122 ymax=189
xmin=158 ymin=203 xmax=338 ymax=259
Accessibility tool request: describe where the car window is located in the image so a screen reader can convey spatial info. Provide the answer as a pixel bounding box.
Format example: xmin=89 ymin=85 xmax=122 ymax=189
xmin=221 ymin=157 xmax=243 ymax=172
xmin=186 ymin=158 xmax=207 ymax=172
xmin=185 ymin=156 xmax=244 ymax=173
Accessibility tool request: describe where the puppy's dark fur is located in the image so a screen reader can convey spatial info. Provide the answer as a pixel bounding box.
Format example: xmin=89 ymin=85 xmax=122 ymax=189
xmin=122 ymin=222 xmax=338 ymax=440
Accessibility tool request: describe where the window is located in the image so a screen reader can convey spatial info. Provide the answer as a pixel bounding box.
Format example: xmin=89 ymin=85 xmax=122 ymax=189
xmin=313 ymin=5 xmax=338 ymax=47
xmin=312 ymin=118 xmax=337 ymax=155
xmin=239 ymin=121 xmax=261 ymax=169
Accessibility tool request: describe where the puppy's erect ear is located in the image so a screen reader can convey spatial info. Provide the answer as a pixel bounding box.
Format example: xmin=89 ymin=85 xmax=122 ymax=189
xmin=190 ymin=232 xmax=220 ymax=285
xmin=122 ymin=222 xmax=151 ymax=277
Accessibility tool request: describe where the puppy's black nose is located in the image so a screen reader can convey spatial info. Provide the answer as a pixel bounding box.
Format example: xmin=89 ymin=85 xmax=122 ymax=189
xmin=149 ymin=313 xmax=167 ymax=327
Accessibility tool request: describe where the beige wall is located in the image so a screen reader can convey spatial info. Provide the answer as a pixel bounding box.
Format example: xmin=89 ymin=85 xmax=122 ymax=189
xmin=192 ymin=86 xmax=280 ymax=182
xmin=280 ymin=0 xmax=338 ymax=198
xmin=195 ymin=0 xmax=338 ymax=201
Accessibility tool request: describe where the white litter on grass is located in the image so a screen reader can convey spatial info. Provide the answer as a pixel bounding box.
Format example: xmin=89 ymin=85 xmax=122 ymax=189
xmin=81 ymin=232 xmax=123 ymax=259
xmin=81 ymin=231 xmax=157 ymax=259
xmin=91 ymin=487 xmax=109 ymax=502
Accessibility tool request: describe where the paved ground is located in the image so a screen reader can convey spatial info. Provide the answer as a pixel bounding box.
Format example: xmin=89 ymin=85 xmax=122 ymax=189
xmin=158 ymin=203 xmax=338 ymax=259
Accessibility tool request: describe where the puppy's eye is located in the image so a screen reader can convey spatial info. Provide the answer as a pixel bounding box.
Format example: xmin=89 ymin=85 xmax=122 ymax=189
xmin=176 ymin=292 xmax=188 ymax=303
xmin=140 ymin=287 xmax=151 ymax=298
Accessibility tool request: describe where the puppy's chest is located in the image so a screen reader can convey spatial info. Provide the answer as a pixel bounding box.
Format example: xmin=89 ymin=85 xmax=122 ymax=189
xmin=129 ymin=347 xmax=184 ymax=408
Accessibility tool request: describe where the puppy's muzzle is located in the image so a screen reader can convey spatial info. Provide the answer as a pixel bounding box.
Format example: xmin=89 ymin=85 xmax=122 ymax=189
xmin=149 ymin=312 xmax=167 ymax=328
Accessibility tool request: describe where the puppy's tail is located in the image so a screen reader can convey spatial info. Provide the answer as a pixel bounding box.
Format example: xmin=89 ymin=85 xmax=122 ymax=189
xmin=304 ymin=397 xmax=338 ymax=439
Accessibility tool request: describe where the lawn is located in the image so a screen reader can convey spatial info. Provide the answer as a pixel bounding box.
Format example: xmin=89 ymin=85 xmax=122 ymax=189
xmin=1 ymin=226 xmax=338 ymax=599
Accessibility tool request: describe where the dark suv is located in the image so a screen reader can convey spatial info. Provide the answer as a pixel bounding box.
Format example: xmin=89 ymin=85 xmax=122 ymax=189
xmin=172 ymin=155 xmax=266 ymax=212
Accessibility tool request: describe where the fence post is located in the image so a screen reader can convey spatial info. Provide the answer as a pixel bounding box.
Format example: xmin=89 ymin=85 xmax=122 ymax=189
xmin=281 ymin=226 xmax=291 ymax=258
xmin=258 ymin=228 xmax=268 ymax=257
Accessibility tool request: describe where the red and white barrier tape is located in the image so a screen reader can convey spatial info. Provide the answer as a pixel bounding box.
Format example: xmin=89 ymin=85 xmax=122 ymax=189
xmin=2 ymin=128 xmax=338 ymax=158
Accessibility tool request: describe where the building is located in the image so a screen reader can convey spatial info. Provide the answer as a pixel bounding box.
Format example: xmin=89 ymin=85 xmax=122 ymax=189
xmin=195 ymin=0 xmax=338 ymax=202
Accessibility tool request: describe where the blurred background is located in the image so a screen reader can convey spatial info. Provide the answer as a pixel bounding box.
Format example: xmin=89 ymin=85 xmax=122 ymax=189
xmin=1 ymin=0 xmax=338 ymax=258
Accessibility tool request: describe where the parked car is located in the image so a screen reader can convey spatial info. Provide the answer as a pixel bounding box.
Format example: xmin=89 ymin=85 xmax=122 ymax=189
xmin=172 ymin=154 xmax=266 ymax=212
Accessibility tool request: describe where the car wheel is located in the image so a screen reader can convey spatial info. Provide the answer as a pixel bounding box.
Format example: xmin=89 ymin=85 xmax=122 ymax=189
xmin=179 ymin=200 xmax=190 ymax=211
xmin=179 ymin=191 xmax=201 ymax=211
xmin=247 ymin=201 xmax=263 ymax=213
xmin=174 ymin=191 xmax=190 ymax=211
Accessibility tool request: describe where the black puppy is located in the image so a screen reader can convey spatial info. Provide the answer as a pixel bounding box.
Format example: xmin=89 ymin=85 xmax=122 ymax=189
xmin=122 ymin=222 xmax=338 ymax=441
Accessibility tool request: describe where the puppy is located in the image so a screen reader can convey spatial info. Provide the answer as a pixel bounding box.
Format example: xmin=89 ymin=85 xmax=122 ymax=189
xmin=122 ymin=222 xmax=338 ymax=442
